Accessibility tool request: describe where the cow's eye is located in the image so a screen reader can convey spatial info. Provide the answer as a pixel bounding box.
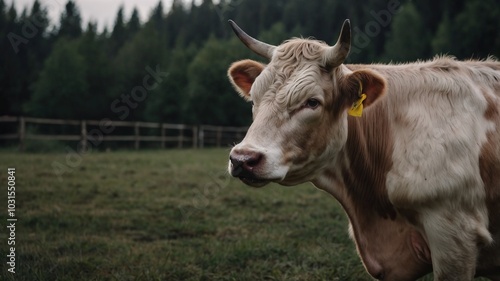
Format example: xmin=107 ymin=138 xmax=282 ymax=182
xmin=305 ymin=98 xmax=320 ymax=109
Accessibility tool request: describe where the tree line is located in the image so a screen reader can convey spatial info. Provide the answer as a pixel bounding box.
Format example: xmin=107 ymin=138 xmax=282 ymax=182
xmin=2 ymin=0 xmax=499 ymax=126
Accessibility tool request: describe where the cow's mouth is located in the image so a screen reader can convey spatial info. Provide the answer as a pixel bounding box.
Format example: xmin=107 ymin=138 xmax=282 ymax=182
xmin=238 ymin=176 xmax=270 ymax=187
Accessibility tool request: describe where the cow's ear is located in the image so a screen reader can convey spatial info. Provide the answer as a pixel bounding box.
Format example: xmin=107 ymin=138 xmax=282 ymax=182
xmin=341 ymin=69 xmax=387 ymax=112
xmin=228 ymin=59 xmax=265 ymax=101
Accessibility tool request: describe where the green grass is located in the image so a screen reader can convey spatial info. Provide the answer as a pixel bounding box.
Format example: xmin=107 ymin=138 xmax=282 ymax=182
xmin=0 ymin=149 xmax=432 ymax=280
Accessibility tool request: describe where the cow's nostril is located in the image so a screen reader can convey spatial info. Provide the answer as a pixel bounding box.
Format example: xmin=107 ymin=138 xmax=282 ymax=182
xmin=245 ymin=153 xmax=262 ymax=168
xmin=229 ymin=150 xmax=263 ymax=175
xmin=229 ymin=155 xmax=242 ymax=167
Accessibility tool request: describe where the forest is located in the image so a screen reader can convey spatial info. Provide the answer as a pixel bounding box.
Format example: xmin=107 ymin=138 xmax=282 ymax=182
xmin=2 ymin=0 xmax=500 ymax=126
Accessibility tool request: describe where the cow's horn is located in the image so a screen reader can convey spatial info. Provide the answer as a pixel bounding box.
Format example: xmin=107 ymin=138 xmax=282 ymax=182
xmin=324 ymin=19 xmax=351 ymax=67
xmin=228 ymin=20 xmax=276 ymax=60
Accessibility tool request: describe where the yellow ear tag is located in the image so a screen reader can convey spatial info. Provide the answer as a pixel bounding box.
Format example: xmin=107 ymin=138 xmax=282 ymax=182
xmin=348 ymin=94 xmax=367 ymax=117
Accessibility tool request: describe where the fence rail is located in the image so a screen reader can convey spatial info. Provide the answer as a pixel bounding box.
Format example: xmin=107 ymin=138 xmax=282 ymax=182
xmin=0 ymin=116 xmax=248 ymax=151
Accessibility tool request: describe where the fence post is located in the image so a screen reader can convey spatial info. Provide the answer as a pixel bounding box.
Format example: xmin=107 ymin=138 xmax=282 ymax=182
xmin=199 ymin=126 xmax=204 ymax=149
xmin=178 ymin=125 xmax=184 ymax=148
xmin=79 ymin=120 xmax=87 ymax=153
xmin=192 ymin=126 xmax=198 ymax=149
xmin=161 ymin=124 xmax=166 ymax=149
xmin=19 ymin=116 xmax=25 ymax=152
xmin=134 ymin=122 xmax=140 ymax=150
xmin=216 ymin=126 xmax=222 ymax=148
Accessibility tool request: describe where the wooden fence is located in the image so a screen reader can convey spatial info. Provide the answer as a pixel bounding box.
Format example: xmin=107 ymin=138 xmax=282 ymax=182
xmin=0 ymin=116 xmax=248 ymax=151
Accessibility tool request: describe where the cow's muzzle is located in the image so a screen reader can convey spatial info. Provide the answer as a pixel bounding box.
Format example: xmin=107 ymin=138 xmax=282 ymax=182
xmin=229 ymin=149 xmax=269 ymax=187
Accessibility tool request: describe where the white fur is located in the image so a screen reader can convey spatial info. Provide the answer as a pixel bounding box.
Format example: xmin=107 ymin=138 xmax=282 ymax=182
xmin=385 ymin=60 xmax=493 ymax=240
xmin=379 ymin=58 xmax=497 ymax=279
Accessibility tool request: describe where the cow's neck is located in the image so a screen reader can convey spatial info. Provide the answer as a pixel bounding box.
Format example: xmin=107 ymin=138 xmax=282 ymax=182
xmin=312 ymin=103 xmax=432 ymax=275
xmin=313 ymin=102 xmax=398 ymax=234
xmin=333 ymin=100 xmax=396 ymax=217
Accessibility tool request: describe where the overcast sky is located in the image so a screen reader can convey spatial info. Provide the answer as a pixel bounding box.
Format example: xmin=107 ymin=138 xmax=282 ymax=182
xmin=12 ymin=0 xmax=201 ymax=31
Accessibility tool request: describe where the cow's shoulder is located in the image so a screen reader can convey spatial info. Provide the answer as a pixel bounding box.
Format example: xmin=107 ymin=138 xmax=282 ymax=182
xmin=368 ymin=58 xmax=497 ymax=205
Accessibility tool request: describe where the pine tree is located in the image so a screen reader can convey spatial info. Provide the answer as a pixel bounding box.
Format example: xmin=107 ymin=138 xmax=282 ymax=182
xmin=0 ymin=0 xmax=14 ymax=114
xmin=109 ymin=5 xmax=126 ymax=55
xmin=0 ymin=0 xmax=5 ymax=27
xmin=23 ymin=0 xmax=50 ymax=115
xmin=57 ymin=0 xmax=82 ymax=39
xmin=127 ymin=7 xmax=141 ymax=36
xmin=150 ymin=1 xmax=164 ymax=33
xmin=26 ymin=0 xmax=50 ymax=80
xmin=165 ymin=0 xmax=186 ymax=47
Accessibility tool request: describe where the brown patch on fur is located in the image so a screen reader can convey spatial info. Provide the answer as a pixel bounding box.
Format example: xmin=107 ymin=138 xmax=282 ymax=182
xmin=483 ymin=91 xmax=500 ymax=121
xmin=477 ymin=88 xmax=500 ymax=275
xmin=479 ymin=93 xmax=500 ymax=201
xmin=341 ymin=97 xmax=396 ymax=219
xmin=399 ymin=208 xmax=421 ymax=227
xmin=474 ymin=70 xmax=500 ymax=277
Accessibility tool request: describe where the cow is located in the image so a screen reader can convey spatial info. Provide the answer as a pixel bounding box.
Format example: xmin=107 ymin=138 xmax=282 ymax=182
xmin=226 ymin=19 xmax=500 ymax=281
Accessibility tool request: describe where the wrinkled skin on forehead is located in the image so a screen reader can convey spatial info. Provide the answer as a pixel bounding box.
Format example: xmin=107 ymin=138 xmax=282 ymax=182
xmin=248 ymin=44 xmax=346 ymax=185
xmin=228 ymin=39 xmax=384 ymax=186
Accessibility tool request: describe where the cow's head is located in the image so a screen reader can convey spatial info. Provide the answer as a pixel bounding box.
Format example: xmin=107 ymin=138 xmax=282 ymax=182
xmin=227 ymin=20 xmax=386 ymax=187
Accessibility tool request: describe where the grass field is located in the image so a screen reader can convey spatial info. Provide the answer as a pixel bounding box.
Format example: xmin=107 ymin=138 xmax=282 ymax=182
xmin=0 ymin=149 xmax=435 ymax=281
